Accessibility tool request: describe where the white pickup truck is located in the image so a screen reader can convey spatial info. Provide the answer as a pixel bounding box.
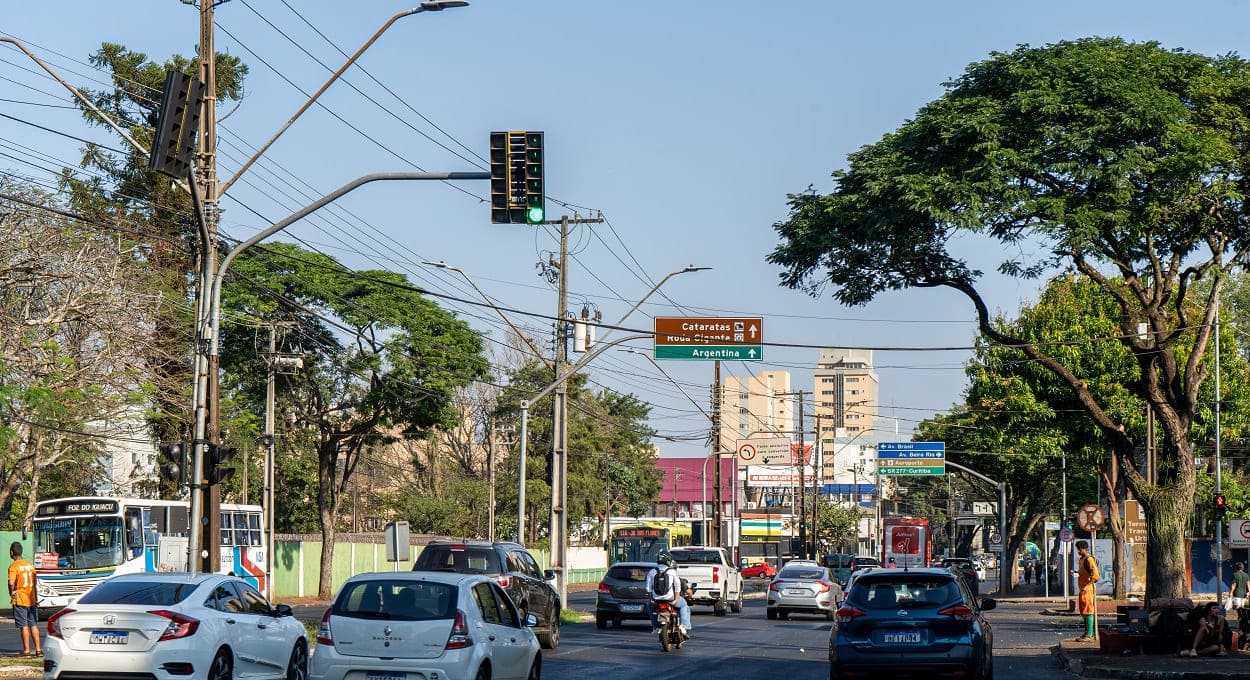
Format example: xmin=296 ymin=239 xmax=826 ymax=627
xmin=670 ymin=546 xmax=744 ymax=616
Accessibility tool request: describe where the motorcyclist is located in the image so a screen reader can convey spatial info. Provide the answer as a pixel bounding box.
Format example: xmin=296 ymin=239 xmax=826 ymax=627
xmin=646 ymin=550 xmax=692 ymax=637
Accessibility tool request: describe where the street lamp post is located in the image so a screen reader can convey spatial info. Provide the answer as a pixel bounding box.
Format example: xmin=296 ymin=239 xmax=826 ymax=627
xmin=189 ymin=171 xmax=487 ymax=568
xmin=521 ymin=264 xmax=708 ymax=610
xmin=422 ymin=261 xmax=551 ymax=370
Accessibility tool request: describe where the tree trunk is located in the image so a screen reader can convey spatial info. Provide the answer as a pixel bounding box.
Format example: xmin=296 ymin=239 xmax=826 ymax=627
xmin=1101 ymin=463 xmax=1127 ymax=599
xmin=317 ymin=441 xmax=339 ymax=601
xmin=1136 ymin=485 xmax=1192 ymax=601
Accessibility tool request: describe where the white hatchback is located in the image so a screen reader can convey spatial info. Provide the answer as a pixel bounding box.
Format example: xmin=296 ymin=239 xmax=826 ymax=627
xmin=43 ymin=572 xmax=308 ymax=680
xmin=310 ymin=571 xmax=541 ymax=680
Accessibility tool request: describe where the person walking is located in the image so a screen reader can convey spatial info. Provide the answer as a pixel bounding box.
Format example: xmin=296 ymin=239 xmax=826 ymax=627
xmin=7 ymin=542 xmax=40 ymax=657
xmin=1073 ymin=540 xmax=1099 ymax=642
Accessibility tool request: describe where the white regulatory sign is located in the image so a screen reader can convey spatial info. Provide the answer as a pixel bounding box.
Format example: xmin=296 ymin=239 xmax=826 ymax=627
xmin=735 ymin=437 xmax=790 ymax=466
xmin=988 ymin=531 xmax=1003 ymax=552
xmin=1230 ymin=519 xmax=1250 ymax=548
xmin=1059 ymin=528 xmax=1074 ymax=543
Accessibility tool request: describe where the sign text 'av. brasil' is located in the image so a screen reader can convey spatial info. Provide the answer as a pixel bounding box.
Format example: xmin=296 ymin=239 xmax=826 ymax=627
xmin=877 ymin=441 xmax=945 ymax=476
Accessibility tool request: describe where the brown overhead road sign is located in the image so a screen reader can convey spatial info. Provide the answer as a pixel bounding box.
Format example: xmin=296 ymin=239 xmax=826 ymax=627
xmin=653 ymin=317 xmax=762 ymax=345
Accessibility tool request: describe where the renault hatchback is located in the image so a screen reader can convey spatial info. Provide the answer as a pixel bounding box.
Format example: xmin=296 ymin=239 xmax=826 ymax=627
xmin=829 ymin=567 xmax=996 ymax=679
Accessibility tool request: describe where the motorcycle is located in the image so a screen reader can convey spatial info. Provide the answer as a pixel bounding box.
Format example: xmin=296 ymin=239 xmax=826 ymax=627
xmin=655 ymin=582 xmax=696 ymax=652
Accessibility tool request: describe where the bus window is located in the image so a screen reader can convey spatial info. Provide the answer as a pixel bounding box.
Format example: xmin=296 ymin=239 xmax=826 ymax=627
xmin=220 ymin=513 xmax=234 ymax=546
xmin=232 ymin=513 xmax=248 ymax=546
xmin=247 ymin=513 xmax=262 ymax=546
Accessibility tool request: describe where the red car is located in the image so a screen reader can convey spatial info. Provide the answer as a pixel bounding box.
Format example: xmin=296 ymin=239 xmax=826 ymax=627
xmin=740 ymin=562 xmax=777 ymax=579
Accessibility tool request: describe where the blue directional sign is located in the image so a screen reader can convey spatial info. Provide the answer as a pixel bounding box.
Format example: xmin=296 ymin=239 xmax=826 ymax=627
xmin=877 ymin=441 xmax=945 ymax=476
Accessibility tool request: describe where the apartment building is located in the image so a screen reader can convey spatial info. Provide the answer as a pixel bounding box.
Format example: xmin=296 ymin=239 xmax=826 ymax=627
xmin=813 ymin=348 xmax=878 ymax=444
xmin=715 ymin=370 xmax=794 ymax=450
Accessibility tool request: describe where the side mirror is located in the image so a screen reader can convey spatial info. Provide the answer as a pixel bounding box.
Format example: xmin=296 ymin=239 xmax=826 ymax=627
xmin=274 ymin=603 xmax=294 ymax=618
xmin=525 ymin=612 xmax=539 ymax=627
xmin=544 ymin=569 xmax=556 ymax=581
xmin=979 ymin=598 xmax=996 ymax=611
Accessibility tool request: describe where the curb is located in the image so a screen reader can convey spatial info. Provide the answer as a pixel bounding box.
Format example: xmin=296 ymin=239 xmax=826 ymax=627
xmin=1052 ymin=642 xmax=1249 ymax=679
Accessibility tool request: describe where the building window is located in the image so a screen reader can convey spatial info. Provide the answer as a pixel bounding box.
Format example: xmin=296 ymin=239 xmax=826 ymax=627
xmin=821 ymin=377 xmax=835 ymax=383
xmin=847 ymin=377 xmax=859 ymax=383
xmin=821 ymin=390 xmax=835 ymax=396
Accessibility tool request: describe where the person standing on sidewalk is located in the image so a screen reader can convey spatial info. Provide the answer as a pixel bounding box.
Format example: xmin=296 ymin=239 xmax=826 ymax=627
xmin=1073 ymin=540 xmax=1099 ymax=642
xmin=1228 ymin=561 xmax=1250 ymax=649
xmin=7 ymin=542 xmax=40 ymax=657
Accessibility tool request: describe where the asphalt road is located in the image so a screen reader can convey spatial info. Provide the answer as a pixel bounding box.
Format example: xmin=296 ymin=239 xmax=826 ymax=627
xmin=554 ymin=586 xmax=1078 ymax=680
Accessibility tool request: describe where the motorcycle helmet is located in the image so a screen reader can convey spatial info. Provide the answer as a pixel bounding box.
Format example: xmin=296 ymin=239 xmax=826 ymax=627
xmin=656 ymin=550 xmax=674 ymax=567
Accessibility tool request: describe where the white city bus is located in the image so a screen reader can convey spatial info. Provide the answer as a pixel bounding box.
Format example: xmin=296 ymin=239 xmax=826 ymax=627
xmin=32 ymin=496 xmax=265 ymax=607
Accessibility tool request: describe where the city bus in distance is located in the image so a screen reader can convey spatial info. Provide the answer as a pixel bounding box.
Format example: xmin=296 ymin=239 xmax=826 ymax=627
xmin=608 ymin=521 xmax=693 ymax=564
xmin=32 ymin=496 xmax=265 ymax=607
xmin=881 ymin=516 xmax=932 ymax=569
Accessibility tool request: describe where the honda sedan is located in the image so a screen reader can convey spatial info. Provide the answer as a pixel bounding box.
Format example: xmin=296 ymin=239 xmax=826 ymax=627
xmin=309 ymin=571 xmax=541 ymax=680
xmin=43 ymin=572 xmax=307 ymax=680
xmin=830 ymin=567 xmax=996 ymax=678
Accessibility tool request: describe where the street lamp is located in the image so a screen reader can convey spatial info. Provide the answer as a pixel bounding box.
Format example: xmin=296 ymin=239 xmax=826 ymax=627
xmin=621 ymin=348 xmax=719 ymax=536
xmin=219 ymin=1 xmax=470 ymax=195
xmin=523 ymin=263 xmax=708 ymax=610
xmin=422 ymin=261 xmax=551 ymax=370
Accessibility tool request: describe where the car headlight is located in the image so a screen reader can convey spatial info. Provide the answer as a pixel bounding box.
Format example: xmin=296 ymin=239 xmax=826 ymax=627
xmin=37 ymin=583 xmax=56 ymax=597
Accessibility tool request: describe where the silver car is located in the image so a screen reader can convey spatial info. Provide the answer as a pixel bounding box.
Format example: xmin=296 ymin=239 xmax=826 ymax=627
xmin=767 ymin=562 xmax=840 ymax=621
xmin=310 ymin=571 xmax=541 ymax=680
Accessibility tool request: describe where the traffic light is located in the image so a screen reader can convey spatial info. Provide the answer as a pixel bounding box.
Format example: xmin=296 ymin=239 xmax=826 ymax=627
xmin=1216 ymin=493 xmax=1228 ymax=520
xmin=158 ymin=443 xmax=187 ymax=486
xmin=208 ymin=444 xmax=239 ymax=486
xmin=489 ymin=131 xmax=545 ymax=224
xmin=148 ymin=69 xmax=205 ymax=178
xmin=524 ymin=131 xmax=544 ymax=224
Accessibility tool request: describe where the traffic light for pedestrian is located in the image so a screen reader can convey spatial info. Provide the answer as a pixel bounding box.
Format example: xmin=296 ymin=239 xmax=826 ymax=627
xmin=1216 ymin=493 xmax=1228 ymax=519
xmin=208 ymin=444 xmax=238 ymax=486
xmin=489 ymin=131 xmax=545 ymax=224
xmin=158 ymin=443 xmax=187 ymax=486
xmin=148 ymin=70 xmax=205 ymax=179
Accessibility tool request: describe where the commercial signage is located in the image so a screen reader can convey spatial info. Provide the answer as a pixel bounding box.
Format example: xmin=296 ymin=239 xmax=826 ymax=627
xmin=1125 ymin=500 xmax=1147 ymax=544
xmin=653 ymin=317 xmax=763 ymax=361
xmin=736 ymin=437 xmax=792 ymax=466
xmin=744 ymin=465 xmax=816 ymax=487
xmin=877 ymin=441 xmax=945 ymax=476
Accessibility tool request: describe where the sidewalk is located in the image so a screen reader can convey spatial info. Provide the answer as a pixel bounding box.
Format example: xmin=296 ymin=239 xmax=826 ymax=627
xmin=992 ymin=582 xmax=1250 ymax=679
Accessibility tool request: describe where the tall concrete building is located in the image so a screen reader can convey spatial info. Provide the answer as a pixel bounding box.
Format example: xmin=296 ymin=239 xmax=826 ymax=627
xmin=813 ymin=347 xmax=878 ymax=451
xmin=716 ymin=370 xmax=794 ymax=451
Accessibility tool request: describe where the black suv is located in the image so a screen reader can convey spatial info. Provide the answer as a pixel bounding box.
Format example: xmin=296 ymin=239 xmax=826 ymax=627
xmin=413 ymin=540 xmax=560 ymax=648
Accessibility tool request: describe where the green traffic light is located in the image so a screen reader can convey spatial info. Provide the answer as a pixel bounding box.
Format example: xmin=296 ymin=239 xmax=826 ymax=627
xmin=527 ymin=206 xmax=545 ymax=223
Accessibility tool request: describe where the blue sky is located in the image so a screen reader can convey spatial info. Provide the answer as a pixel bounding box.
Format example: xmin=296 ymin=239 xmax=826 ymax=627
xmin=4 ymin=1 xmax=1250 ymax=458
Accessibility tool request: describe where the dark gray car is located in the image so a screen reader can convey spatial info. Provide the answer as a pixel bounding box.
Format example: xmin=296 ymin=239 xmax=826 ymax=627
xmin=412 ymin=540 xmax=560 ymax=649
xmin=595 ymin=561 xmax=659 ymax=629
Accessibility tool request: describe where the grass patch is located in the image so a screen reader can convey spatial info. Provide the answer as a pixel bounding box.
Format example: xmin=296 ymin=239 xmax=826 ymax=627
xmin=0 ymin=655 xmax=41 ymax=668
xmin=560 ymin=608 xmax=590 ymax=624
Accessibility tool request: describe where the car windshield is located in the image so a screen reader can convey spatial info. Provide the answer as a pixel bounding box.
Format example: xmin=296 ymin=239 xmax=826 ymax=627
xmin=671 ymin=550 xmax=721 ymax=565
xmin=778 ymin=567 xmax=827 ymax=580
xmin=851 ymin=576 xmax=962 ymax=609
xmin=335 ymin=580 xmax=457 ymax=621
xmin=854 ymin=558 xmax=880 ymax=566
xmin=606 ymin=566 xmax=652 ymax=582
xmin=414 ymin=546 xmax=501 ymax=575
xmin=78 ymin=580 xmax=199 ymax=606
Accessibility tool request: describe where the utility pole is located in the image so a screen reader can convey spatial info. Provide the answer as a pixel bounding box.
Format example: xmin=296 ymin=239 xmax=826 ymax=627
xmin=488 ymin=417 xmax=496 ymax=542
xmin=548 ymin=215 xmax=571 ymax=608
xmin=712 ymin=361 xmax=723 ymax=547
xmin=191 ymin=0 xmax=222 ymax=576
xmin=796 ymin=391 xmax=806 ymax=559
xmin=812 ymin=414 xmax=820 ymax=559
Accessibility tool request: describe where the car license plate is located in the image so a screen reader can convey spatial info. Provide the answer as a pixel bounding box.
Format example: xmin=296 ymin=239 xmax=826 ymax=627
xmin=881 ymin=630 xmax=923 ymax=645
xmin=785 ymin=588 xmax=808 ymax=596
xmin=621 ymin=603 xmax=644 ymax=613
xmin=366 ymin=673 xmax=405 ymax=680
xmin=89 ymin=631 xmax=128 ymax=645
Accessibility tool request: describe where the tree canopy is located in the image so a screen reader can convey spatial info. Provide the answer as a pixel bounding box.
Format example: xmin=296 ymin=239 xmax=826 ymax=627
xmin=770 ymin=37 xmax=1250 ymax=599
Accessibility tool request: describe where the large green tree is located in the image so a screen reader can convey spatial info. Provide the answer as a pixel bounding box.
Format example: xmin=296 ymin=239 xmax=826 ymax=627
xmin=221 ymin=242 xmax=489 ymax=598
xmin=771 ymin=38 xmax=1250 ymax=599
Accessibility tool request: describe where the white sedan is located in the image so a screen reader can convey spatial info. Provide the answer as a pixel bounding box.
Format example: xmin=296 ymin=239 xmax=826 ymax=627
xmin=44 ymin=572 xmax=308 ymax=680
xmin=310 ymin=571 xmax=541 ymax=680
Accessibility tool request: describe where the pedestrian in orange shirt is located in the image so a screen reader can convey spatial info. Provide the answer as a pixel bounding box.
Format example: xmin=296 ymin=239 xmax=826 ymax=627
xmin=8 ymin=542 xmax=40 ymax=657
xmin=1072 ymin=540 xmax=1099 ymax=642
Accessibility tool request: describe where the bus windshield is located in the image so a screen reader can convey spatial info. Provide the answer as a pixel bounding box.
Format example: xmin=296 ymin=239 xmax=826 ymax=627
xmin=34 ymin=515 xmax=126 ymax=569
